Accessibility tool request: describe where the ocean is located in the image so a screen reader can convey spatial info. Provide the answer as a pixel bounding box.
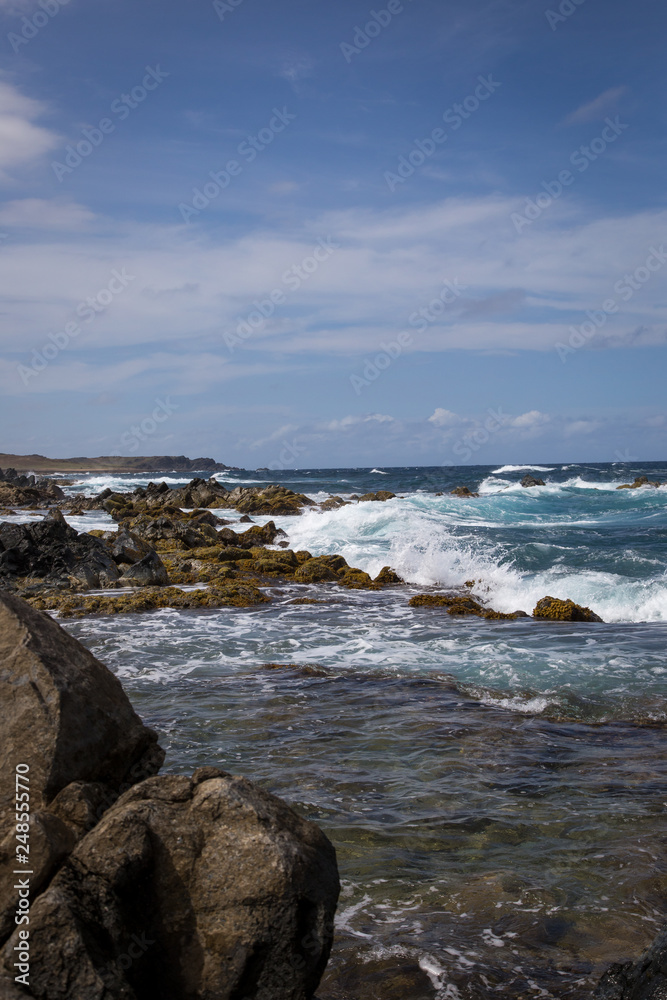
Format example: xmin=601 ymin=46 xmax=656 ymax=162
xmin=34 ymin=462 xmax=667 ymax=997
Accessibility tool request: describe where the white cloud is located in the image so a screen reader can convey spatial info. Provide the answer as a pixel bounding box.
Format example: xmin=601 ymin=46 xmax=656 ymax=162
xmin=0 ymin=198 xmax=95 ymax=229
xmin=509 ymin=410 xmax=550 ymax=429
xmin=562 ymin=87 xmax=627 ymax=127
xmin=428 ymin=408 xmax=462 ymax=428
xmin=2 ymin=195 xmax=667 ymax=394
xmin=0 ymin=81 xmax=60 ymax=177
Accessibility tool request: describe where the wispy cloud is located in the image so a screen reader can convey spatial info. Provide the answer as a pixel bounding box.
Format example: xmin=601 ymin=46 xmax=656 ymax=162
xmin=561 ymin=86 xmax=627 ymax=126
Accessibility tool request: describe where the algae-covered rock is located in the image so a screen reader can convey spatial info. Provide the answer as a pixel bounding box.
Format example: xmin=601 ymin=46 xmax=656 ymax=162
xmin=409 ymin=593 xmax=527 ymax=619
xmin=451 ymin=486 xmax=479 ymax=498
xmin=616 ymin=476 xmax=661 ymax=490
xmin=374 ymin=566 xmax=404 ymax=585
xmin=533 ymin=596 xmax=604 ymax=622
xmin=358 ymin=491 xmax=396 ymax=502
xmin=26 ymin=583 xmax=270 ymax=617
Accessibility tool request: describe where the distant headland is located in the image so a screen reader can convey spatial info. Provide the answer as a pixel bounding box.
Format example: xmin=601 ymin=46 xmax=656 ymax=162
xmin=0 ymin=453 xmax=235 ymax=473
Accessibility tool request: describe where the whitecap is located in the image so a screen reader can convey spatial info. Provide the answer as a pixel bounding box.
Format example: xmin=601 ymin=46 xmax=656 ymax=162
xmin=491 ymin=465 xmax=555 ymax=474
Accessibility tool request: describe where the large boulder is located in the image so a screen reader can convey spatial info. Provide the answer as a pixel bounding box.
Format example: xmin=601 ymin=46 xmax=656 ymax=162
xmin=521 ymin=474 xmax=545 ymax=487
xmin=596 ymin=925 xmax=667 ymax=998
xmin=0 ymin=591 xmax=164 ymax=940
xmin=0 ymin=511 xmax=120 ymax=591
xmin=0 ymin=770 xmax=339 ymax=1000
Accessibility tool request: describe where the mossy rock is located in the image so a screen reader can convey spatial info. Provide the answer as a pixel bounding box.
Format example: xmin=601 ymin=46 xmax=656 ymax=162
xmin=217 ymin=546 xmax=252 ymax=562
xmin=27 ymin=583 xmax=270 ymax=617
xmin=533 ymin=596 xmax=604 ymax=622
xmin=409 ymin=593 xmax=526 ymax=620
xmin=294 ymin=560 xmax=339 ymax=583
xmin=358 ymin=491 xmax=396 ymax=503
xmin=374 ymin=566 xmax=404 ymax=585
xmin=250 ymin=559 xmax=297 ymax=577
xmin=339 ymin=568 xmax=380 ymax=590
xmin=295 ymin=550 xmax=312 ymax=564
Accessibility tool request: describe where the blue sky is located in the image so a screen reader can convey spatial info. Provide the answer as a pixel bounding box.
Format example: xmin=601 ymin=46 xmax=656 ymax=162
xmin=0 ymin=0 xmax=665 ymax=468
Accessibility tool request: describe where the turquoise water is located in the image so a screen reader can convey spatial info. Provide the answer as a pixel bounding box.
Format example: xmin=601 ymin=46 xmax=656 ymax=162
xmin=53 ymin=461 xmax=667 ymax=997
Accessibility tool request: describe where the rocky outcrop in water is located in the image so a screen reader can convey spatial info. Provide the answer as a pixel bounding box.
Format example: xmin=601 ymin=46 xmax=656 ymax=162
xmin=532 ymin=596 xmax=604 ymax=622
xmin=521 ymin=474 xmax=545 ymax=487
xmin=616 ymin=476 xmax=661 ymax=490
xmin=450 ymin=486 xmax=479 ymax=498
xmin=0 ymin=591 xmax=339 ymax=998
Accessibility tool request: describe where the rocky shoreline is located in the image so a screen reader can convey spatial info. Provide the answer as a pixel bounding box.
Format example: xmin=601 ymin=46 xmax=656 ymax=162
xmin=1 ymin=470 xmax=666 ymax=997
xmin=0 ymin=474 xmax=605 ymax=623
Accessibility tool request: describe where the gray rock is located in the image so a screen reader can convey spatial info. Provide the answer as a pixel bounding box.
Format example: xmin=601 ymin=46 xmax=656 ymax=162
xmin=1 ymin=769 xmax=339 ymax=1000
xmin=119 ymin=550 xmax=169 ymax=587
xmin=0 ymin=591 xmax=164 ymax=941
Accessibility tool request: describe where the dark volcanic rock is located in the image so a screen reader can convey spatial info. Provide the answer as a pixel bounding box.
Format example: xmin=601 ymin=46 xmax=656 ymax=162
xmin=533 ymin=595 xmax=604 ymax=622
xmin=107 ymin=528 xmax=152 ymax=565
xmin=521 ymin=474 xmax=546 ymax=487
xmin=119 ymin=550 xmax=169 ymax=587
xmin=0 ymin=510 xmax=120 ymax=590
xmin=0 ymin=770 xmax=339 ymax=1000
xmin=0 ymin=591 xmax=164 ymax=941
xmin=596 ymin=925 xmax=667 ymax=998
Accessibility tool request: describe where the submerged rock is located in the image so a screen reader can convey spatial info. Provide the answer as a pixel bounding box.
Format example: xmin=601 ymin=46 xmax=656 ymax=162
xmin=596 ymin=925 xmax=667 ymax=998
xmin=409 ymin=593 xmax=527 ymax=619
xmin=533 ymin=596 xmax=604 ymax=623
